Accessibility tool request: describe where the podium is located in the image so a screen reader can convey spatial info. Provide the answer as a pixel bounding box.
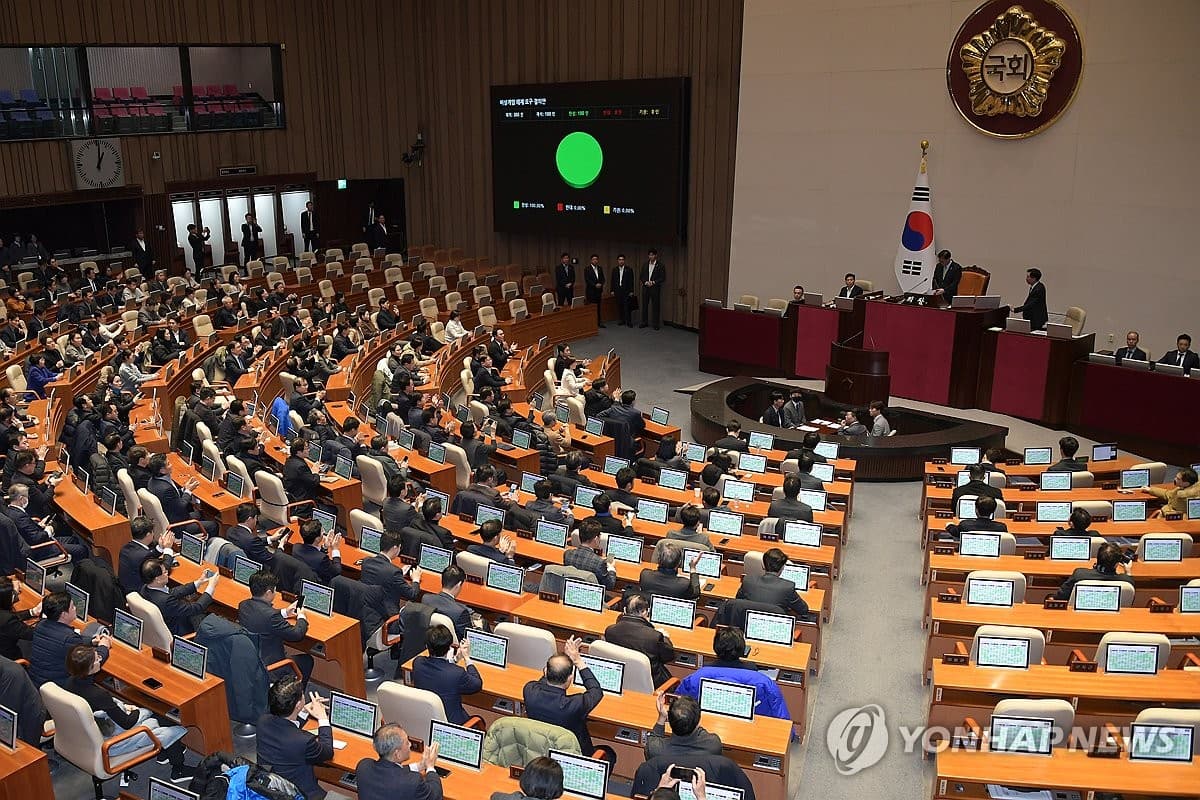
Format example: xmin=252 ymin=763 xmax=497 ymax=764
xmin=791 ymin=301 xmax=866 ymax=378
xmin=698 ymin=303 xmax=797 ymax=377
xmin=825 ymin=342 xmax=889 ymax=406
xmin=980 ymin=329 xmax=1094 ymax=425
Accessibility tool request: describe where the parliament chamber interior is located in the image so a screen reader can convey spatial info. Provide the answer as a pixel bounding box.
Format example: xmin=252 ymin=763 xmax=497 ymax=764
xmin=0 ymin=2 xmax=1197 ymax=800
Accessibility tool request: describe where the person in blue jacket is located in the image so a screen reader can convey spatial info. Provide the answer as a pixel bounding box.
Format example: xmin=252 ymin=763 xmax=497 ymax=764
xmin=676 ymin=626 xmax=791 ymax=721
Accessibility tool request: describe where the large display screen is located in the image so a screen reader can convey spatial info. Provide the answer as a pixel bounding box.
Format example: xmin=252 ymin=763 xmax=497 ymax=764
xmin=490 ymin=78 xmax=690 ymax=240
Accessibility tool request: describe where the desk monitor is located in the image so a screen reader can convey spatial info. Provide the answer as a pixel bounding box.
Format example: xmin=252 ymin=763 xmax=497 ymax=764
xmin=535 ymin=519 xmax=569 ymax=548
xmin=530 ymin=392 xmax=545 ymax=411
xmin=1023 ymin=447 xmax=1053 ymax=466
xmin=475 ymin=504 xmax=506 ymax=526
xmin=682 ymin=549 xmax=722 ymax=579
xmin=975 ymin=635 xmax=1030 ymax=669
xmin=455 ymin=405 xmax=470 ymax=424
xmin=329 ymin=690 xmax=378 ymax=738
xmin=562 ymin=579 xmax=605 ymax=613
xmin=636 ymin=498 xmax=669 ymax=524
xmin=427 ymin=490 xmax=450 ymax=517
xmin=419 ymin=544 xmax=453 ymax=574
xmin=1092 ymin=443 xmax=1118 ymax=462
xmin=1123 ymin=358 xmax=1152 ymax=373
xmin=679 ymin=781 xmax=743 ymax=800
xmin=233 ymin=555 xmax=261 ymax=586
xmin=225 ymin=471 xmax=246 ymax=500
xmin=1181 ymin=585 xmax=1200 ymax=614
xmin=1088 ymin=353 xmax=1117 ymax=366
xmin=176 ymin=533 xmax=204 ymax=566
xmin=1104 ymin=642 xmax=1159 ymax=675
xmin=780 ymin=562 xmax=810 ymax=590
xmin=1143 ymin=538 xmax=1183 ymax=563
xmin=65 ymin=582 xmax=89 ymax=621
xmin=170 ymin=636 xmax=208 ymax=680
xmin=299 ymin=580 xmax=334 ymax=617
xmin=148 ymin=777 xmax=201 ymax=800
xmin=950 ymin=295 xmax=975 ymax=308
xmin=798 ymin=489 xmax=827 ymax=511
xmin=659 ymin=467 xmax=688 ymax=491
xmin=375 ymin=413 xmax=389 ymax=437
xmin=950 ymin=447 xmax=981 ymax=465
xmin=811 ymin=462 xmax=834 ymax=483
xmin=684 ymin=442 xmax=708 ymax=463
xmin=1073 ymin=583 xmax=1122 ymax=612
xmin=1035 ymin=502 xmax=1072 ymax=523
xmin=956 ymin=470 xmax=971 ymax=487
xmin=334 ymin=454 xmax=354 ymax=480
xmin=744 ymin=609 xmax=795 ymax=647
xmin=958 ymin=494 xmax=985 ymax=518
xmin=465 ymin=629 xmax=509 ymax=668
xmin=650 ymin=407 xmax=670 ymax=426
xmin=181 ymin=441 xmax=195 ymax=464
xmin=585 ymin=417 xmax=605 ymax=437
xmin=427 ymin=442 xmax=446 ymax=465
xmin=549 ymin=749 xmax=611 ymax=800
xmin=359 ymin=526 xmax=383 ymax=555
xmin=575 ymin=654 xmax=625 ymax=695
xmin=1158 ymin=362 xmax=1188 ymax=377
xmin=698 ymin=677 xmax=756 ymax=721
xmin=313 ymin=508 xmax=337 ymax=535
xmin=738 ymin=453 xmax=767 ymax=474
xmin=747 ymin=431 xmax=775 ymax=451
xmin=603 ymin=456 xmax=629 ymax=476
xmin=988 ymin=716 xmax=1053 ymax=755
xmin=1049 ymin=535 xmax=1092 ymax=561
xmin=965 ymin=578 xmax=1015 ymax=607
xmin=721 ymin=479 xmax=755 ymax=502
xmin=1005 ymin=318 xmax=1033 ymax=335
xmin=520 ymin=471 xmax=541 ymax=494
xmin=485 ymin=562 xmax=524 ymax=595
xmin=783 ymin=520 xmax=822 ymax=547
xmin=802 ymin=292 xmax=824 ymax=306
xmin=1120 ymin=469 xmax=1151 ymax=489
xmin=556 ymin=404 xmax=572 ymax=422
xmin=605 ymin=534 xmax=643 ymax=564
xmin=0 ymin=703 xmax=14 ymax=752
xmin=976 ymin=295 xmax=1002 ymax=309
xmin=24 ymin=559 xmax=45 ymax=595
xmin=959 ymin=532 xmax=1001 ymax=558
xmin=650 ymin=595 xmax=696 ymax=629
xmin=707 ymin=509 xmax=744 ymax=537
xmin=200 ymin=455 xmax=217 ymax=482
xmin=1188 ymin=497 xmax=1200 ymax=520
xmin=813 ymin=441 xmax=839 ymax=460
xmin=307 ymin=440 xmax=323 ymax=463
xmin=1039 ymin=472 xmax=1071 ymax=491
xmin=574 ymin=485 xmax=602 ymax=509
xmin=113 ymin=608 xmax=143 ymax=650
xmin=430 ymin=720 xmax=484 ymax=771
xmin=1112 ymin=500 xmax=1147 ymax=522
xmin=1128 ymin=724 xmax=1194 ymax=763
xmin=398 ymin=428 xmax=417 ymax=451
xmin=511 ymin=427 xmax=533 ymax=450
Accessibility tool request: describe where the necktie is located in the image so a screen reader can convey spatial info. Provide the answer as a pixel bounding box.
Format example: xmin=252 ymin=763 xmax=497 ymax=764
xmin=1179 ymin=352 xmax=1184 ymax=366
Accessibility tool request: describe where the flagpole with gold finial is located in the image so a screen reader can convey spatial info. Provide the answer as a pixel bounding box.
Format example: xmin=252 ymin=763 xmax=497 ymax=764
xmin=920 ymin=139 xmax=929 ymax=174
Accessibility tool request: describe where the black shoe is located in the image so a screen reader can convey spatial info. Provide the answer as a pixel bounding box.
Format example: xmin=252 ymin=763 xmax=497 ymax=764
xmin=120 ymin=770 xmax=138 ymax=787
xmin=156 ymin=753 xmax=172 ymax=764
xmin=170 ymin=764 xmax=198 ymax=783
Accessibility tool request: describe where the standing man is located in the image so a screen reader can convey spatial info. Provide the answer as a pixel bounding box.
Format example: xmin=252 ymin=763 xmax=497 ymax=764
xmin=186 ymin=223 xmax=210 ymax=278
xmin=555 ymin=252 xmax=575 ymax=308
xmin=1114 ymin=331 xmax=1147 ymax=363
xmin=838 ymin=273 xmax=863 ymax=299
xmin=1156 ymin=333 xmax=1199 ymax=374
xmin=611 ymin=253 xmax=635 ymax=327
xmin=1014 ymin=268 xmax=1048 ymax=331
xmin=366 ymin=214 xmax=388 ymax=253
xmin=300 ymin=201 xmax=319 ymax=254
xmin=585 ymin=254 xmax=605 ymax=327
xmin=241 ymin=213 xmax=262 ymax=266
xmin=932 ymin=249 xmax=962 ymax=302
xmin=131 ymin=229 xmax=154 ymax=273
xmin=640 ymin=248 xmax=665 ymax=329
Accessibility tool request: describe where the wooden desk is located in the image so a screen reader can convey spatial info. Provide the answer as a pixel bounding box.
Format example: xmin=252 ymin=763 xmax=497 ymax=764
xmin=53 ymin=479 xmax=129 ymax=567
xmin=168 ymin=452 xmax=242 ymax=527
xmin=923 ymin=457 xmax=1145 ymax=482
xmin=325 ymin=401 xmax=457 ymax=501
xmin=980 ymin=328 xmax=1095 ymax=426
xmin=0 ymin=739 xmax=53 ymax=800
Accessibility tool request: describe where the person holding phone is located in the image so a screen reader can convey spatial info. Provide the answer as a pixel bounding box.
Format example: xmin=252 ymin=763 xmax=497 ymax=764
xmin=411 ymin=625 xmax=481 ymax=725
xmin=645 ymin=694 xmax=723 ymax=761
xmin=256 ymin=678 xmax=333 ymax=800
xmin=237 ymin=571 xmax=313 ymax=686
xmin=139 ymin=557 xmax=217 ymax=636
xmin=356 ymin=723 xmax=442 ymax=800
xmin=651 ymin=765 xmax=708 ymax=800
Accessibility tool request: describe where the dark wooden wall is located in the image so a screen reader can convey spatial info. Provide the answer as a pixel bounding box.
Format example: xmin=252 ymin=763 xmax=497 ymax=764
xmin=0 ymin=0 xmax=742 ymax=328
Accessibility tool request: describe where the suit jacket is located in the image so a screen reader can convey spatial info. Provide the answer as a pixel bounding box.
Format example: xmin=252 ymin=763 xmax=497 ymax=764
xmin=1113 ymin=346 xmax=1147 ymax=363
xmin=1054 ymin=568 xmax=1135 ymax=602
xmin=563 ymin=545 xmax=616 ymax=589
xmin=300 ymin=210 xmax=317 ymax=237
xmin=736 ymin=573 xmax=808 ymax=616
xmin=1157 ymin=349 xmax=1200 ymax=373
xmin=143 ymin=582 xmax=212 ymax=636
xmin=118 ymin=539 xmax=160 ymax=592
xmin=766 ymin=498 xmax=813 ymax=523
xmin=31 ymin=620 xmax=108 ymax=687
xmin=422 ymin=591 xmax=472 ymax=639
xmin=283 ymin=456 xmax=322 ymax=502
xmin=945 ymin=517 xmax=1009 ymax=540
xmin=603 ymin=614 xmax=675 ymax=687
xmin=225 ymin=523 xmax=275 ymax=569
xmin=938 ymin=261 xmax=963 ymax=300
xmin=1047 ymin=457 xmax=1088 ymax=474
xmin=360 ymin=554 xmax=420 ymax=615
xmin=292 ymin=542 xmax=341 ymax=584
xmin=951 ymin=480 xmax=1003 ymax=506
xmin=639 ymin=566 xmax=700 ymax=600
xmin=611 ymin=264 xmax=635 ymax=294
xmin=644 ymin=723 xmax=724 ymax=761
xmin=837 ymin=285 xmax=864 ymax=298
xmin=240 ymin=222 xmax=262 ymax=248
xmin=1016 ymin=281 xmax=1048 ymax=330
xmin=583 ymin=388 xmax=614 ymax=419
xmin=598 ymin=402 xmax=645 ymax=442
xmin=762 ymin=405 xmax=784 ymax=427
xmin=255 ymin=714 xmax=333 ymax=800
xmin=0 ymin=656 xmax=45 ymax=745
xmin=487 ymin=339 xmax=513 ymax=372
xmin=224 ymin=352 xmax=247 ymax=384
xmin=713 ymin=435 xmax=748 ymax=453
xmin=354 ymin=756 xmax=443 ymax=800
xmin=5 ymin=501 xmax=55 ymax=548
xmin=131 ymin=239 xmax=154 ymax=271
xmin=148 ymin=475 xmax=193 ymax=523
xmin=411 ymin=655 xmax=483 ymax=725
xmin=523 ymin=668 xmax=603 ymax=752
xmin=554 ymin=262 xmax=576 ymax=291
xmin=237 ymin=596 xmax=309 ymax=665
xmin=366 ymin=223 xmax=388 ymax=253
xmin=781 ymin=400 xmax=806 ymax=428
xmin=640 ymin=260 xmax=666 ymax=292
xmin=584 ymin=263 xmax=605 ymax=300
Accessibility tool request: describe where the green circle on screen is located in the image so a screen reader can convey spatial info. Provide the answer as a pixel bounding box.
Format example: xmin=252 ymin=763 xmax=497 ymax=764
xmin=556 ymin=132 xmax=603 ymax=189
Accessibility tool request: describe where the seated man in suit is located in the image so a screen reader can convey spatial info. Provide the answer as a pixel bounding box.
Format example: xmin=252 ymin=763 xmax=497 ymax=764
xmin=943 ymin=495 xmax=1008 ymax=541
xmin=291 ymin=518 xmax=342 ymax=585
xmin=644 ymin=693 xmax=723 ymax=761
xmin=868 ymin=400 xmax=891 ymax=436
xmin=951 ymin=463 xmax=1004 ymax=507
xmin=792 ymin=454 xmax=825 ymax=491
xmin=604 ymin=594 xmax=676 ymax=688
xmin=838 ymin=272 xmax=865 ymax=299
xmin=766 ymin=474 xmax=814 ymax=523
xmin=118 ymin=516 xmax=173 ymax=592
xmin=381 ymin=475 xmax=417 ymax=532
xmin=736 ymin=547 xmax=809 ymax=616
xmin=361 ymin=531 xmax=421 ymax=617
xmin=525 ymin=478 xmax=570 ymax=524
xmin=980 ymin=448 xmax=1007 ymax=477
xmin=523 ymin=636 xmax=606 ymax=758
xmin=1053 ymin=542 xmax=1135 ymax=601
xmin=422 ymin=565 xmax=475 ymax=640
xmin=1142 ymin=467 xmax=1200 ymax=515
xmin=238 ymin=570 xmax=314 ymax=685
xmin=696 ymin=487 xmax=726 ymax=528
xmin=256 ymin=677 xmax=334 ymax=800
xmin=406 ymin=495 xmax=455 ymax=552
xmin=597 ymin=389 xmax=645 ymax=455
xmin=30 ymin=591 xmax=110 ymax=687
xmin=639 ymin=542 xmax=700 ymax=600
xmin=583 ymin=377 xmax=615 ymax=419
xmin=1047 ymin=435 xmax=1088 ymax=473
xmin=146 ymin=453 xmax=219 ymax=538
xmin=1157 ymin=333 xmax=1199 ymax=374
xmin=564 ymin=518 xmax=617 ymax=590
xmin=411 ymin=624 xmax=482 ymax=725
xmin=761 ymin=392 xmax=786 ymax=427
xmin=459 ymin=464 xmax=534 ymax=532
xmin=785 ymin=431 xmax=827 ymax=464
xmin=652 ymin=505 xmax=714 ymax=563
xmin=140 ymin=557 xmax=217 ymax=636
xmin=224 ymin=502 xmax=286 ymax=570
xmin=466 ymin=519 xmax=517 ymax=565
xmin=839 ymin=409 xmax=868 ymax=436
xmin=583 ymin=492 xmax=629 ymax=538
xmin=712 ymin=421 xmax=748 ymax=453
xmin=1114 ymin=330 xmax=1147 ymax=363
xmin=609 ymin=467 xmax=640 ymax=510
xmin=353 ymin=724 xmax=443 ymax=800
xmin=457 ymin=422 xmax=496 ymax=471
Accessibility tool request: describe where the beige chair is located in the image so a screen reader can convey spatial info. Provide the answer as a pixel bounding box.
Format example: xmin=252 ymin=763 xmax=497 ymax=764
xmin=125 ymin=591 xmax=173 ymax=652
xmin=299 ymin=251 xmax=316 ymax=267
xmin=986 ymin=471 xmax=1007 ymax=490
xmin=468 ymin=400 xmax=489 ymax=425
xmin=1130 ymin=461 xmax=1168 ymax=485
xmin=385 ymin=253 xmax=405 ymax=267
xmin=350 ymin=273 xmax=369 ymax=292
xmin=377 ymin=683 xmax=450 ymax=743
xmin=1065 ymin=306 xmax=1086 ymax=335
xmin=136 ymin=489 xmax=197 ymax=539
xmin=367 ymin=287 xmax=386 ymax=309
xmin=265 ymin=272 xmax=283 ymax=288
xmin=121 ymin=310 xmax=140 ymax=333
xmin=473 ymin=285 xmax=492 ymax=305
xmin=501 ymin=281 xmax=519 ymax=301
xmin=1072 ymin=500 xmax=1112 ymax=519
xmin=443 ymin=291 xmax=463 ymax=313
xmin=1097 ymin=632 xmax=1171 ymax=673
xmin=428 ymin=275 xmax=448 ymax=294
xmin=1136 ymin=532 xmax=1192 ymax=560
xmin=509 ymin=298 xmax=529 ymax=319
xmin=17 ymin=272 xmax=36 ymax=293
xmin=430 ymin=612 xmax=458 ymax=644
xmin=201 ymin=441 xmax=227 ymax=482
xmin=1068 ymin=579 xmax=1135 ymax=608
xmin=235 ymin=263 xmax=255 ymax=280
xmin=295 ymin=266 xmax=312 ymax=284
xmin=192 ymin=314 xmax=214 ymax=338
xmin=350 ymin=509 xmax=383 ymax=542
xmin=325 ymin=262 xmax=344 ymax=278
xmin=326 ymin=248 xmax=345 ymax=263
xmin=738 ymin=294 xmax=760 ymax=310
xmin=319 ymin=279 xmax=335 ymax=301
xmin=460 ymin=367 xmax=475 ymax=397
xmin=254 ymin=471 xmax=311 ymax=528
xmin=589 ymin=640 xmax=657 ymax=694
xmin=963 ymin=570 xmax=1026 ymax=605
xmin=741 ymin=550 xmax=766 ymax=579
xmin=271 ymin=256 xmax=290 ymax=271
xmin=4 ymin=365 xmax=35 ymax=397
xmin=856 ymin=279 xmax=874 ymax=292
xmin=351 ymin=242 xmax=370 ymax=257
xmin=419 ymin=297 xmax=439 ymax=322
xmin=418 ymin=261 xmax=436 ymax=278
xmin=166 ymin=276 xmax=186 ymax=290
xmin=455 ymin=550 xmax=491 ymax=581
xmin=969 ymin=625 xmax=1046 ymax=665
xmin=540 ymin=292 xmax=556 ymax=314
xmin=356 ymin=256 xmax=374 ymax=272
xmin=116 ymin=469 xmax=142 ymax=516
xmin=41 ymin=682 xmax=163 ymax=798
xmin=430 ymin=321 xmax=447 ymax=345
xmin=1069 ymin=471 xmax=1094 ymax=488
xmin=384 ymin=266 xmax=404 ymax=284
xmin=247 ymin=261 xmax=265 ymax=279
xmin=1131 ymin=708 xmax=1200 ymax=754
xmin=356 ymin=456 xmax=388 ymax=508
xmin=477 ymin=305 xmax=498 ymax=329
xmin=765 ymin=298 xmax=788 ymax=312
xmin=443 ymin=442 xmax=472 ymax=490
xmin=991 ymin=698 xmax=1074 ymax=743
xmin=493 ymin=622 xmax=556 ymax=670
xmin=225 ymin=456 xmax=255 ymax=497
xmin=395 ymin=281 xmax=415 ymax=301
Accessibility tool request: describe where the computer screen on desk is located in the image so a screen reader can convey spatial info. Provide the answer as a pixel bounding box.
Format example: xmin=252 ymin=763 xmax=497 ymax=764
xmin=475 ymin=504 xmax=506 ymax=526
xmin=698 ymin=678 xmax=756 ymax=721
xmin=1035 ymin=502 xmax=1072 ymax=523
xmin=959 ymin=532 xmax=1001 ymax=558
xmin=585 ymin=417 xmax=605 ymax=436
xmin=811 ymin=462 xmax=834 ymax=483
xmin=738 ymin=453 xmax=767 ymax=474
xmin=329 ymin=691 xmax=378 ymax=738
xmin=233 ymin=556 xmax=261 ymax=586
xmin=549 ymin=750 xmax=610 ymax=800
xmin=1073 ymin=583 xmax=1122 ymax=612
xmin=684 ymin=442 xmax=708 ymax=463
xmin=744 ymin=609 xmax=794 ymax=647
xmin=782 ymin=520 xmax=822 ymax=547
xmin=113 ymin=608 xmax=143 ymax=650
xmin=659 ymin=468 xmax=688 ymax=491
xmin=636 ymin=498 xmax=669 ymax=524
xmin=956 ymin=470 xmax=971 ymax=487
xmin=603 ymin=456 xmax=629 ymax=476
xmin=1092 ymin=443 xmax=1118 ymax=462
xmin=678 ymin=781 xmax=743 ymax=800
xmin=707 ymin=509 xmax=743 ymax=537
xmin=1189 ymin=498 xmax=1200 ymax=520
xmin=1112 ymin=500 xmax=1147 ymax=522
xmin=813 ymin=441 xmax=839 ymax=459
xmin=1039 ymin=472 xmax=1071 ymax=491
xmin=574 ymin=654 xmax=624 ymax=694
xmin=171 ymin=637 xmax=208 ymax=680
xmin=65 ymin=582 xmax=89 ymax=621
xmin=1049 ymin=536 xmax=1091 ymax=561
xmin=313 ymin=508 xmax=337 ymax=535
xmin=950 ymin=447 xmax=980 ymax=465
xmin=988 ymin=716 xmax=1053 ymax=755
xmin=148 ymin=777 xmax=200 ymax=800
xmin=430 ymin=720 xmax=484 ymax=770
xmin=465 ymin=630 xmax=508 ymax=668
xmin=798 ymin=489 xmax=827 ymax=511
xmin=520 ymin=471 xmax=540 ymax=494
xmin=419 ymin=544 xmax=452 ymax=574
xmin=426 ymin=442 xmax=446 ymax=465
xmin=334 ymin=454 xmax=354 ymax=480
xmin=650 ymin=595 xmax=695 ymax=629
xmin=1143 ymin=538 xmax=1183 ymax=563
xmin=1104 ymin=642 xmax=1159 ymax=675
xmin=747 ymin=431 xmax=774 ymax=451
xmin=359 ymin=526 xmax=383 ymax=555
xmin=574 ymin=486 xmax=602 ymax=509
xmin=722 ymin=479 xmax=755 ymax=502
xmin=225 ymin=472 xmax=246 ymax=499
xmin=966 ymin=578 xmax=1015 ymax=607
xmin=562 ymin=579 xmax=605 ymax=612
xmin=650 ymin=407 xmax=670 ymax=426
xmin=1120 ymin=469 xmax=1150 ymax=489
xmin=975 ymin=636 xmax=1029 ymax=669
xmin=485 ymin=562 xmax=525 ymax=595
xmin=1128 ymin=724 xmax=1194 ymax=763
xmin=780 ymin=562 xmax=810 ymax=589
xmin=23 ymin=559 xmax=44 ymax=595
xmin=300 ymin=580 xmax=334 ymax=617
xmin=1180 ymin=585 xmax=1200 ymax=614
xmin=681 ymin=549 xmax=722 ymax=578
xmin=535 ymin=519 xmax=568 ymax=548
xmin=605 ymin=534 xmax=643 ymax=564
xmin=1023 ymin=447 xmax=1052 ymax=466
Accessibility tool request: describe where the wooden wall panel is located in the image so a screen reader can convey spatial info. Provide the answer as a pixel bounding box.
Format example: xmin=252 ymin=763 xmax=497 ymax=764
xmin=0 ymin=0 xmax=741 ymax=328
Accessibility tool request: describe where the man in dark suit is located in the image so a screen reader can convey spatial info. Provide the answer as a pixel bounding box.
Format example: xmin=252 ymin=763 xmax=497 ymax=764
xmin=584 ymin=254 xmax=606 ymax=327
xmin=256 ymin=677 xmax=334 ymax=800
xmin=581 ymin=494 xmax=629 ymax=539
xmin=523 ymin=636 xmax=604 ymax=754
xmin=147 ymin=454 xmax=218 ymax=537
xmin=224 ymin=503 xmax=284 ymax=570
xmin=0 ymin=655 xmax=45 ymax=746
xmin=140 ymin=557 xmax=217 ymax=635
xmin=644 ymin=693 xmax=724 ymax=761
xmin=603 ymin=594 xmax=676 ymax=687
xmin=762 ymin=392 xmax=786 ymax=427
xmin=611 ymin=253 xmax=635 ymax=327
xmin=1047 ymin=435 xmax=1088 ymax=473
xmin=354 ymin=723 xmax=443 ymax=800
xmin=240 ymin=214 xmax=262 ymax=265
xmin=1157 ymin=333 xmax=1199 ymax=374
xmin=360 ymin=531 xmax=421 ymax=616
xmin=118 ymin=516 xmax=171 ymax=592
xmin=563 ymin=518 xmax=617 ymax=590
xmin=1114 ymin=331 xmax=1147 ymax=363
xmin=411 ymin=624 xmax=482 ymax=725
xmin=186 ymin=224 xmax=210 ymax=277
xmin=554 ymin=252 xmax=576 ymax=307
xmin=282 ymin=438 xmax=323 ymax=506
xmin=951 ymin=463 xmax=1004 ymax=507
xmin=300 ymin=201 xmax=319 ymax=254
xmin=713 ymin=421 xmax=749 ymax=453
xmin=238 ymin=571 xmax=314 ymax=685
xmin=406 ymin=497 xmax=455 ymax=551
xmin=365 ymin=214 xmax=389 ymax=253
xmin=214 ymin=295 xmax=240 ymax=330
xmin=598 ymin=389 xmax=645 ymax=454
xmin=380 ymin=475 xmax=416 ymax=533
xmin=1053 ymin=542 xmax=1135 ymax=601
xmin=584 ymin=378 xmax=615 ymax=419
xmin=223 ymin=340 xmax=249 ymax=384
xmin=943 ymin=495 xmax=1008 ymax=541
xmin=639 ymin=249 xmax=665 ymax=329
xmin=792 ymin=455 xmax=825 ymax=491
xmin=838 ymin=273 xmax=864 ymax=298
xmin=1013 ymin=267 xmax=1048 ymax=331
xmin=465 ymin=519 xmax=516 ymax=565
xmin=131 ymin=229 xmax=155 ymax=272
xmin=422 ymin=566 xmax=473 ymax=640
xmin=736 ymin=547 xmax=809 ymax=616
xmin=487 ymin=328 xmax=517 ymax=372
xmin=766 ymin=474 xmax=814 ymax=523
xmin=932 ymin=249 xmax=963 ymax=302
xmin=30 ymin=591 xmax=110 ymax=687
xmin=639 ymin=542 xmax=700 ymax=600
xmin=292 ymin=519 xmax=342 ymax=585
